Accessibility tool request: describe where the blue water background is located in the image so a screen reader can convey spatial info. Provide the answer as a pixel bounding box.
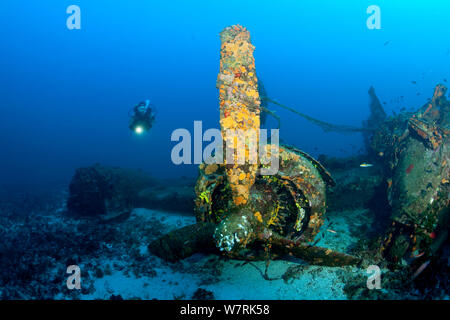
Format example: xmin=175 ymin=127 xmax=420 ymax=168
xmin=1 ymin=0 xmax=449 ymax=192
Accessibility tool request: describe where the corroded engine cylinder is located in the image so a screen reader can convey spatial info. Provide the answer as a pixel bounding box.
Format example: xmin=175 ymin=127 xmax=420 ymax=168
xmin=195 ymin=145 xmax=335 ymax=257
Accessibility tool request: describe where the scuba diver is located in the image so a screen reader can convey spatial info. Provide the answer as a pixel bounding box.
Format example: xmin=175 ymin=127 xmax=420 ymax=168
xmin=129 ymin=100 xmax=155 ymax=134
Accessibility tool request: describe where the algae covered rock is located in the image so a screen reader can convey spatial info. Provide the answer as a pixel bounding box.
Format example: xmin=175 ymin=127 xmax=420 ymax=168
xmin=67 ymin=164 xmax=155 ymax=219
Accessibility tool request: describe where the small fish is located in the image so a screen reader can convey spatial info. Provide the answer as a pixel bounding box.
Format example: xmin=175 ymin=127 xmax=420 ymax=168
xmin=412 ymin=260 xmax=431 ymax=280
xmin=383 ymin=101 xmax=387 ymax=105
xmin=384 ymin=40 xmax=390 ymax=46
xmin=412 ymin=252 xmax=425 ymax=258
xmin=360 ymin=163 xmax=374 ymax=168
xmin=416 ymin=92 xmax=421 ymax=96
xmin=411 ymin=80 xmax=417 ymax=84
xmin=327 ymin=229 xmax=337 ymax=234
xmin=444 ymin=78 xmax=447 ymax=83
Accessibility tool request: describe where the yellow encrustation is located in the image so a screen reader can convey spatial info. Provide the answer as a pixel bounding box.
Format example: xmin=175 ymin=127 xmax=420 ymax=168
xmin=217 ymin=25 xmax=261 ymax=206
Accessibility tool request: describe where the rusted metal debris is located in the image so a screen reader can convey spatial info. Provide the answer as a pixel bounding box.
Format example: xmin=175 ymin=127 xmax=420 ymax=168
xmin=148 ymin=222 xmax=360 ymax=267
xmin=374 ymin=84 xmax=450 ymax=263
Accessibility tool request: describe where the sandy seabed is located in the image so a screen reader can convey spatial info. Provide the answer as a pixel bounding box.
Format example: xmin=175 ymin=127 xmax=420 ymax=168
xmin=73 ymin=208 xmax=367 ymax=300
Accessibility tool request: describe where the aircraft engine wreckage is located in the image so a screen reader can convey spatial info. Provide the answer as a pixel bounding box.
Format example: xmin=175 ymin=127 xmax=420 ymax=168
xmin=150 ymin=25 xmax=449 ymax=271
xmin=373 ymin=84 xmax=450 ymax=264
xmin=149 ymin=25 xmax=359 ymax=267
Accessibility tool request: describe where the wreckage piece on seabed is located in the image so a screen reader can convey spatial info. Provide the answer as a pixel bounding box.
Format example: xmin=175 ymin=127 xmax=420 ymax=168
xmin=66 ymin=164 xmax=195 ymax=219
xmin=149 ymin=25 xmax=360 ymax=267
xmin=67 ymin=164 xmax=155 ymax=221
xmin=374 ymin=84 xmax=450 ymax=265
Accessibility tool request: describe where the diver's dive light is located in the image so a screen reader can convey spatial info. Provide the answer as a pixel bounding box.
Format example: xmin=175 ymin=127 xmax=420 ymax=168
xmin=134 ymin=126 xmax=144 ymax=134
xmin=129 ymin=100 xmax=154 ymax=135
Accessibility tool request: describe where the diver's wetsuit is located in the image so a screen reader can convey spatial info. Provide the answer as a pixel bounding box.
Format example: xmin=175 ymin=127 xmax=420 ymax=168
xmin=129 ymin=100 xmax=155 ymax=132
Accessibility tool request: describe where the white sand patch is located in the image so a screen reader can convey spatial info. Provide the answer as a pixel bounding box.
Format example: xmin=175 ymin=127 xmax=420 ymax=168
xmin=202 ymin=260 xmax=350 ymax=300
xmin=78 ymin=208 xmax=365 ymax=300
xmin=132 ymin=208 xmax=196 ymax=231
xmin=82 ymin=267 xmax=202 ymax=300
